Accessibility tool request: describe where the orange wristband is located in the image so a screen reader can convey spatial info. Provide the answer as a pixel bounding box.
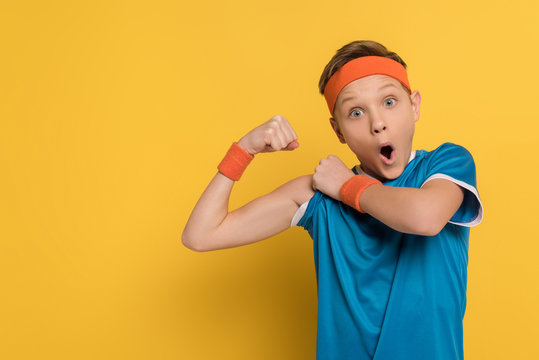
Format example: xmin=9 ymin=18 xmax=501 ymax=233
xmin=217 ymin=142 xmax=254 ymax=181
xmin=339 ymin=175 xmax=382 ymax=213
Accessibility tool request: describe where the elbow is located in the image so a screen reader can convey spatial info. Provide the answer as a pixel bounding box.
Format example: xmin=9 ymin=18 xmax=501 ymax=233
xmin=413 ymin=223 xmax=443 ymax=237
xmin=411 ymin=213 xmax=446 ymax=237
xmin=402 ymin=194 xmax=448 ymax=236
xmin=181 ymin=230 xmax=210 ymax=252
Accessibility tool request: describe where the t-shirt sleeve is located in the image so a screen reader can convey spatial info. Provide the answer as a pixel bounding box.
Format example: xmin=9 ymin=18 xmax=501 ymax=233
xmin=421 ymin=142 xmax=483 ymax=227
xmin=294 ymin=191 xmax=322 ymax=232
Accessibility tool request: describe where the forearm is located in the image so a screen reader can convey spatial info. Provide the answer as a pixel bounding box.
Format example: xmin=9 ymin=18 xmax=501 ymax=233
xmin=360 ymin=185 xmax=433 ymax=235
xmin=182 ymin=172 xmax=235 ymax=251
xmin=359 ymin=180 xmax=463 ymax=236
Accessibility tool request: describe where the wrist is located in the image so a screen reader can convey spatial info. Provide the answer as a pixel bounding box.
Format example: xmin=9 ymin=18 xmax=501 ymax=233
xmin=236 ymin=138 xmax=256 ymax=156
xmin=217 ymin=142 xmax=254 ymax=181
xmin=339 ymin=175 xmax=382 ymax=213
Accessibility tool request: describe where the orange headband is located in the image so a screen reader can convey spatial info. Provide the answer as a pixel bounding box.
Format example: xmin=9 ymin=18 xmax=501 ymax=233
xmin=324 ymin=56 xmax=411 ymax=115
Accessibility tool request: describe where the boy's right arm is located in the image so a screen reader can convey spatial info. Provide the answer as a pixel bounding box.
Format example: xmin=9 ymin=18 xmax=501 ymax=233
xmin=182 ymin=116 xmax=314 ymax=252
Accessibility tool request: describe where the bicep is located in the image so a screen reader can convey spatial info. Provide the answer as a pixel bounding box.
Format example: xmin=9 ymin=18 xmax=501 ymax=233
xmin=204 ymin=175 xmax=314 ymax=251
xmin=420 ymin=178 xmax=465 ymax=231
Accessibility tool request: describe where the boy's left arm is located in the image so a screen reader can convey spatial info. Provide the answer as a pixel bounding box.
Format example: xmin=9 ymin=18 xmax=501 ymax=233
xmin=359 ymin=179 xmax=464 ymax=236
xmin=312 ymin=155 xmax=464 ymax=236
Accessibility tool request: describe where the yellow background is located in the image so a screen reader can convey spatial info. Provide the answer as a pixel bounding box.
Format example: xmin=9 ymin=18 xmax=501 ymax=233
xmin=1 ymin=0 xmax=538 ymax=358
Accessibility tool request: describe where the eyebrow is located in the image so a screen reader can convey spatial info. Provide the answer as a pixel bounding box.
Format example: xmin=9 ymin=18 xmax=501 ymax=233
xmin=340 ymin=82 xmax=400 ymax=106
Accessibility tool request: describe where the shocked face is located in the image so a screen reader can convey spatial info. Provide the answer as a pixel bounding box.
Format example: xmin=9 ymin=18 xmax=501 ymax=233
xmin=330 ymin=74 xmax=421 ymax=182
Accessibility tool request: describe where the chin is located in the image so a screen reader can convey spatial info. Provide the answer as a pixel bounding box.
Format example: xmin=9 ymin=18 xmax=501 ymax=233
xmin=378 ymin=167 xmax=405 ymax=182
xmin=361 ymin=161 xmax=405 ymax=182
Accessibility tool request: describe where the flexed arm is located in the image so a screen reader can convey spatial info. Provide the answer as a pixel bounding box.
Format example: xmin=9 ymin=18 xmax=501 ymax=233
xmin=182 ymin=115 xmax=314 ymax=252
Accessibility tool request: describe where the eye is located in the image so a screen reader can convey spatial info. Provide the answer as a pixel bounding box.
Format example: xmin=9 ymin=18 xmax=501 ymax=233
xmin=349 ymin=108 xmax=363 ymax=118
xmin=384 ymin=98 xmax=396 ymax=107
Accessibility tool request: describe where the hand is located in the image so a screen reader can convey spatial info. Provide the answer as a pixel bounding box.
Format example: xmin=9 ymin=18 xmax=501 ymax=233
xmin=237 ymin=115 xmax=299 ymax=155
xmin=312 ymin=155 xmax=355 ymax=201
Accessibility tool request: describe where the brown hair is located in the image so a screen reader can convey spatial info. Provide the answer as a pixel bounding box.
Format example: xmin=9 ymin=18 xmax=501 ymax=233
xmin=318 ymin=40 xmax=408 ymax=95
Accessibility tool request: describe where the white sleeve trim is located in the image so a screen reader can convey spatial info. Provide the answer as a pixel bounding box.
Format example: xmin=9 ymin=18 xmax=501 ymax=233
xmin=421 ymin=174 xmax=484 ymax=227
xmin=290 ymin=200 xmax=309 ymax=227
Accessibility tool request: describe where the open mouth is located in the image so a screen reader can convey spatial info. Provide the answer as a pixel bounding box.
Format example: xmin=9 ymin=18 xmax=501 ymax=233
xmin=380 ymin=144 xmax=394 ymax=160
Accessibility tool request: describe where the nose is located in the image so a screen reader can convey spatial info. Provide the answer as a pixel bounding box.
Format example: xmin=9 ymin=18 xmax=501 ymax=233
xmin=371 ymin=113 xmax=387 ymax=134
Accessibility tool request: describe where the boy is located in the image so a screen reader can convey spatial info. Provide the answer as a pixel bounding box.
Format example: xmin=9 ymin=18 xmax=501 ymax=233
xmin=182 ymin=40 xmax=483 ymax=359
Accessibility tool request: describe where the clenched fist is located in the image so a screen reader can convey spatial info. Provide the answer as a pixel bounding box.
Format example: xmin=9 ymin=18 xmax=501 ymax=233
xmin=312 ymin=155 xmax=355 ymax=201
xmin=237 ymin=115 xmax=299 ymax=155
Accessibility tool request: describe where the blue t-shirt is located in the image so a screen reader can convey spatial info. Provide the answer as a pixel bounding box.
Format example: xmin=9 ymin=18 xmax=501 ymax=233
xmin=296 ymin=143 xmax=483 ymax=360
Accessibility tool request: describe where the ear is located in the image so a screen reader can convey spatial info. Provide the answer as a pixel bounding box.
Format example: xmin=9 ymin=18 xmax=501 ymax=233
xmin=410 ymin=90 xmax=421 ymax=122
xmin=329 ymin=117 xmax=346 ymax=144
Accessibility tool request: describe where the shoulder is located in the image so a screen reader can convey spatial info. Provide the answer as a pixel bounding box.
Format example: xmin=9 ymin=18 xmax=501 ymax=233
xmin=271 ymin=174 xmax=315 ymax=207
xmin=429 ymin=142 xmax=473 ymax=159
xmin=429 ymin=142 xmax=472 ymax=156
xmin=420 ymin=142 xmax=475 ymax=168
